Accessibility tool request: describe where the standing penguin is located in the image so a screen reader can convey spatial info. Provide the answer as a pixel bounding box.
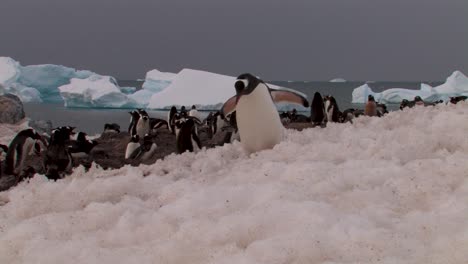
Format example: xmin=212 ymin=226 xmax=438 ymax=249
xmin=324 ymin=95 xmax=341 ymax=123
xmin=125 ymin=135 xmax=140 ymax=159
xmin=221 ymin=73 xmax=309 ymax=153
xmin=310 ymin=92 xmax=326 ymax=127
xmin=175 ymin=117 xmax=202 ymax=154
xmin=137 ymin=134 xmax=158 ymax=160
xmin=364 ymin=95 xmax=377 ymax=116
xmin=4 ymin=129 xmax=46 ymax=176
xmin=136 ymin=109 xmax=150 ymax=138
xmin=128 ymin=110 xmax=140 ymax=136
xmin=69 ymin=132 xmax=98 ymax=154
xmin=44 ymin=127 xmax=74 ymax=180
xmin=167 ymin=106 xmax=178 ymax=135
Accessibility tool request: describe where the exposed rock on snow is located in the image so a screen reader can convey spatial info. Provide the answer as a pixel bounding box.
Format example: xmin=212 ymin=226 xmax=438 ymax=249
xmin=0 ymin=94 xmax=25 ymax=124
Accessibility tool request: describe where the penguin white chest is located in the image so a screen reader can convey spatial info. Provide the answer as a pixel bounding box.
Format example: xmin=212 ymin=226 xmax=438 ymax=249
xmin=125 ymin=142 xmax=140 ymax=159
xmin=136 ymin=119 xmax=150 ymax=137
xmin=236 ymin=86 xmax=284 ymax=153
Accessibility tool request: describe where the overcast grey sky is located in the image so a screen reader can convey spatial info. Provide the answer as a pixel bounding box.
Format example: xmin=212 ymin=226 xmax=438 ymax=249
xmin=1 ymin=0 xmax=467 ymax=81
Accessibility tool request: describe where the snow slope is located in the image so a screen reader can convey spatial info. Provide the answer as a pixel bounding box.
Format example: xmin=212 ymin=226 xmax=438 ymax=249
xmin=0 ymin=99 xmax=467 ymax=264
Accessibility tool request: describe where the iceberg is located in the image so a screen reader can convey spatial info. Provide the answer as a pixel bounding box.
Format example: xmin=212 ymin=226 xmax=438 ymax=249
xmin=141 ymin=69 xmax=176 ymax=93
xmin=0 ymin=57 xmax=20 ymax=88
xmin=58 ymin=75 xmax=137 ymax=108
xmin=146 ymin=69 xmax=293 ymax=110
xmin=0 ymin=57 xmax=42 ymax=102
xmin=352 ymin=71 xmax=468 ymax=104
xmin=329 ymin=78 xmax=346 ymax=83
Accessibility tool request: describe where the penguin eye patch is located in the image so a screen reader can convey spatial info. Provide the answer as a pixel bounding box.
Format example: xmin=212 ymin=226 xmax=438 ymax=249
xmin=235 ymin=79 xmax=248 ymax=92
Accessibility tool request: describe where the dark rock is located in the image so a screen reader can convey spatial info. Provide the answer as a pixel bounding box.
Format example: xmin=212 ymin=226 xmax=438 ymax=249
xmin=0 ymin=94 xmax=25 ymax=124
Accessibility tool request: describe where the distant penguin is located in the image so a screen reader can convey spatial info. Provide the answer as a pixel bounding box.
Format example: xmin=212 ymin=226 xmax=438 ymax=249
xmin=69 ymin=132 xmax=98 ymax=154
xmin=221 ymin=73 xmax=309 ymax=153
xmin=180 ymin=106 xmax=188 ymax=117
xmin=167 ymin=106 xmax=178 ymax=135
xmin=310 ymin=92 xmax=326 ymax=127
xmin=125 ymin=135 xmax=140 ymax=159
xmin=376 ymin=103 xmax=388 ymax=117
xmin=450 ymin=96 xmax=467 ymax=104
xmin=104 ymin=123 xmax=121 ymax=133
xmin=150 ymin=118 xmax=169 ymax=131
xmin=364 ymin=95 xmax=377 ymax=116
xmin=324 ymin=96 xmax=340 ymax=123
xmin=136 ymin=109 xmax=150 ymax=138
xmin=175 ymin=117 xmax=202 ymax=154
xmin=44 ymin=127 xmax=74 ymax=180
xmin=414 ymin=96 xmax=425 ymax=106
xmin=128 ymin=110 xmax=140 ymax=136
xmin=189 ymin=105 xmax=201 ymax=120
xmin=5 ymin=129 xmax=46 ymax=176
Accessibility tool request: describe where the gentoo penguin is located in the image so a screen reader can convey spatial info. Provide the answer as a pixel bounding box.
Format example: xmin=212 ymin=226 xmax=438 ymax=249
xmin=310 ymin=92 xmax=326 ymax=127
xmin=324 ymin=95 xmax=340 ymax=123
xmin=137 ymin=134 xmax=158 ymax=160
xmin=414 ymin=96 xmax=425 ymax=106
xmin=376 ymin=103 xmax=388 ymax=117
xmin=44 ymin=127 xmax=74 ymax=180
xmin=450 ymin=96 xmax=467 ymax=104
xmin=168 ymin=106 xmax=178 ymax=135
xmin=289 ymin=108 xmax=309 ymax=123
xmin=128 ymin=110 xmax=140 ymax=136
xmin=180 ymin=106 xmax=188 ymax=117
xmin=175 ymin=117 xmax=202 ymax=154
xmin=136 ymin=109 xmax=151 ymax=138
xmin=364 ymin=95 xmax=377 ymax=116
xmin=125 ymin=135 xmax=140 ymax=159
xmin=221 ymin=73 xmax=309 ymax=153
xmin=69 ymin=132 xmax=98 ymax=154
xmin=150 ymin=118 xmax=169 ymax=131
xmin=4 ymin=129 xmax=46 ymax=176
xmin=104 ymin=123 xmax=120 ymax=133
xmin=189 ymin=105 xmax=201 ymax=120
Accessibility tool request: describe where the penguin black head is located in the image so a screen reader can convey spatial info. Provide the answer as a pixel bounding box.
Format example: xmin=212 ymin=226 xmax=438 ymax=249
xmin=414 ymin=96 xmax=422 ymax=102
xmin=368 ymin=95 xmax=375 ymax=102
xmin=130 ymin=110 xmax=140 ymax=120
xmin=130 ymin=135 xmax=140 ymax=143
xmin=234 ymin=73 xmax=263 ymax=100
xmin=77 ymin=132 xmax=87 ymax=141
xmin=191 ymin=105 xmax=196 ymax=110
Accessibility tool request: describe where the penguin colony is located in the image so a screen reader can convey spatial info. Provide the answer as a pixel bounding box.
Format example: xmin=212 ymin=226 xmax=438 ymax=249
xmin=0 ymin=73 xmax=464 ymax=188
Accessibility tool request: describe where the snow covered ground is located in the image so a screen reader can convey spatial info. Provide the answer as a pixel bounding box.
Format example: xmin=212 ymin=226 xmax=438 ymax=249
xmin=1 ymin=96 xmax=467 ymax=264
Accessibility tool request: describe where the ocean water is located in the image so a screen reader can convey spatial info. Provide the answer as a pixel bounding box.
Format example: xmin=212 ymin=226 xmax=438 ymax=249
xmin=23 ymin=80 xmax=443 ymax=135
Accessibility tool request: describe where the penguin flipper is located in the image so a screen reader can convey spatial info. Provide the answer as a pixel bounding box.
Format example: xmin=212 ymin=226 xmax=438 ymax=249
xmin=270 ymin=89 xmax=309 ymax=107
xmin=191 ymin=129 xmax=202 ymax=149
xmin=221 ymin=95 xmax=237 ymax=116
xmin=129 ymin=146 xmax=143 ymax=160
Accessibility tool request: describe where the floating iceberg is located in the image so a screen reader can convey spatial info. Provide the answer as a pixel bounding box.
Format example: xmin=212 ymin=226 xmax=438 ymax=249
xmin=329 ymin=78 xmax=346 ymax=83
xmin=59 ymin=75 xmax=137 ymax=108
xmin=352 ymin=71 xmax=468 ymax=104
xmin=0 ymin=57 xmax=96 ymax=103
xmin=146 ymin=69 xmax=292 ymax=110
xmin=141 ymin=69 xmax=176 ymax=93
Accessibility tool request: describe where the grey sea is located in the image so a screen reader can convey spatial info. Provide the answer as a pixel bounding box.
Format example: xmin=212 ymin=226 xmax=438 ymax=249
xmin=23 ymin=80 xmax=443 ymax=135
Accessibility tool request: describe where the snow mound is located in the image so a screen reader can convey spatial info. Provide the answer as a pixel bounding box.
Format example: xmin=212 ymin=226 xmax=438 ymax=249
xmin=58 ymin=75 xmax=137 ymax=108
xmin=1 ymin=103 xmax=467 ymax=263
xmin=352 ymin=71 xmax=468 ymax=103
xmin=147 ymin=68 xmax=238 ymax=109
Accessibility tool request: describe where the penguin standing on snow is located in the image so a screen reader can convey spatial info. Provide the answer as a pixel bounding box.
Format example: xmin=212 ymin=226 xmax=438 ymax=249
xmin=136 ymin=109 xmax=151 ymax=138
xmin=128 ymin=110 xmax=140 ymax=136
xmin=310 ymin=92 xmax=326 ymax=127
xmin=168 ymin=106 xmax=178 ymax=135
xmin=364 ymin=95 xmax=377 ymax=116
xmin=221 ymin=73 xmax=309 ymax=153
xmin=126 ymin=134 xmax=158 ymax=160
xmin=4 ymin=128 xmax=46 ymax=176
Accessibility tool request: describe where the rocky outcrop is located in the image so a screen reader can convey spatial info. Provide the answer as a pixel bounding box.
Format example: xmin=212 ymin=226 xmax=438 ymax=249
xmin=0 ymin=94 xmax=25 ymax=124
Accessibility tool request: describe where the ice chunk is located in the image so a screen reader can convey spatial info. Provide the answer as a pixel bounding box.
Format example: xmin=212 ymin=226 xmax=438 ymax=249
xmin=141 ymin=69 xmax=176 ymax=93
xmin=5 ymin=83 xmax=42 ymax=103
xmin=352 ymin=71 xmax=468 ymax=104
xmin=329 ymin=78 xmax=346 ymax=82
xmin=147 ymin=69 xmax=238 ymax=109
xmin=120 ymin=86 xmax=137 ymax=94
xmin=59 ymin=75 xmax=136 ymax=108
xmin=18 ymin=64 xmax=95 ymax=102
xmin=0 ymin=57 xmax=21 ymax=88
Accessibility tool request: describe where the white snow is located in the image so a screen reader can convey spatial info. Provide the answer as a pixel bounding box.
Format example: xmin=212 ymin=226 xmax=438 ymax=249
xmin=58 ymin=75 xmax=137 ymax=108
xmin=352 ymin=71 xmax=468 ymax=104
xmin=1 ymin=103 xmax=467 ymax=263
xmin=329 ymin=78 xmax=347 ymax=83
